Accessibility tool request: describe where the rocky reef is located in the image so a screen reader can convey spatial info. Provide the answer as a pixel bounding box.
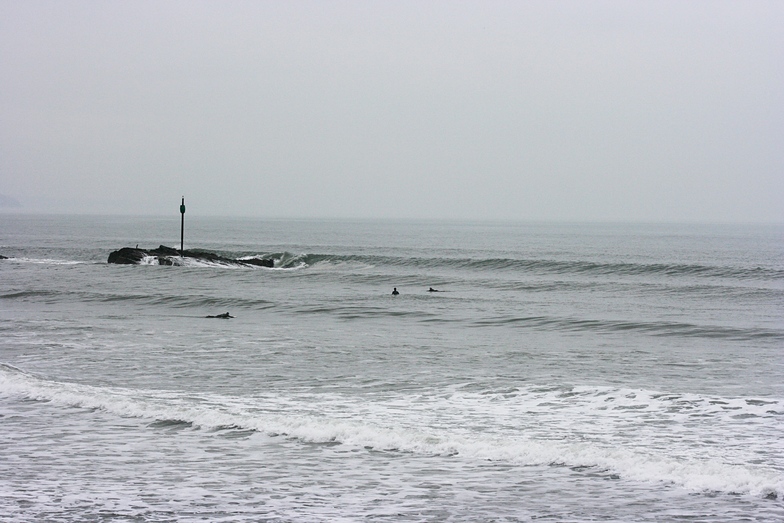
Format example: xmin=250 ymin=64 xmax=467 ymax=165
xmin=108 ymin=245 xmax=274 ymax=267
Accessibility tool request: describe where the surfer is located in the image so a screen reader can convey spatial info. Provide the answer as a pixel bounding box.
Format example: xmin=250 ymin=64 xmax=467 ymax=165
xmin=428 ymin=287 xmax=439 ymax=292
xmin=392 ymin=288 xmax=399 ymax=296
xmin=207 ymin=312 xmax=233 ymax=319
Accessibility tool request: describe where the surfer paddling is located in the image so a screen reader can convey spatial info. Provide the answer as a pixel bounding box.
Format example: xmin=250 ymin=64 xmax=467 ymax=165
xmin=206 ymin=312 xmax=233 ymax=319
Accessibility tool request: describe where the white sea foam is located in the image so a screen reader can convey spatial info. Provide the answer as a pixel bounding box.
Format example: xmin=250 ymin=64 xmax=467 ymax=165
xmin=137 ymin=255 xmax=256 ymax=269
xmin=138 ymin=254 xmax=305 ymax=270
xmin=5 ymin=257 xmax=85 ymax=265
xmin=138 ymin=255 xmax=161 ymax=265
xmin=2 ymin=365 xmax=781 ymax=498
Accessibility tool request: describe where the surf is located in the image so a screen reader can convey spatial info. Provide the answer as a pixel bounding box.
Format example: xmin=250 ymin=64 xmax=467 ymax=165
xmin=2 ymin=365 xmax=781 ymax=499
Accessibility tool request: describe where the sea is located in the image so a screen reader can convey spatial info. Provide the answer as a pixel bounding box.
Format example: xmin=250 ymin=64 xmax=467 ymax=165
xmin=0 ymin=214 xmax=782 ymax=522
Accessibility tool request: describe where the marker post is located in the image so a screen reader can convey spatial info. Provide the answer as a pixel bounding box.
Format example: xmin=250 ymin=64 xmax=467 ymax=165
xmin=180 ymin=197 xmax=185 ymax=257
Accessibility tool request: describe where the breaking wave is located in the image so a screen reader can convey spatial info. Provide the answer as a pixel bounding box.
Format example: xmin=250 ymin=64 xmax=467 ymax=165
xmin=1 ymin=364 xmax=781 ymax=499
xmin=287 ymin=254 xmax=784 ymax=281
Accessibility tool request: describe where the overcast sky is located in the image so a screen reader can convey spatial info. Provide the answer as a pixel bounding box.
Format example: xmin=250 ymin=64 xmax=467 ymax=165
xmin=1 ymin=0 xmax=782 ymax=222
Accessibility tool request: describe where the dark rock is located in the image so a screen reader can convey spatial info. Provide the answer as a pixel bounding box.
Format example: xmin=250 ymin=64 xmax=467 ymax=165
xmin=0 ymin=254 xmax=7 ymax=260
xmin=108 ymin=245 xmax=274 ymax=268
xmin=107 ymin=247 xmax=147 ymax=264
xmin=152 ymin=245 xmax=180 ymax=256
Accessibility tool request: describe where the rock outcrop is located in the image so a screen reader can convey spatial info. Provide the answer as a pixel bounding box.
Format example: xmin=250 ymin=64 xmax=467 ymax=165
xmin=108 ymin=245 xmax=274 ymax=267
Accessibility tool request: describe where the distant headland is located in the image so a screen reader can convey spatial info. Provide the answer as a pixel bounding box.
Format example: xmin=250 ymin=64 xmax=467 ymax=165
xmin=107 ymin=245 xmax=274 ymax=267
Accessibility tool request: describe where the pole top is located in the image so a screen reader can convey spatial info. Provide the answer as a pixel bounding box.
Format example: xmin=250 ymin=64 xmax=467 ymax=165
xmin=180 ymin=197 xmax=185 ymax=214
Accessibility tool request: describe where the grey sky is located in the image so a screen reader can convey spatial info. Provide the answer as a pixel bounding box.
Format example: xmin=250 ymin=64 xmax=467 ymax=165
xmin=1 ymin=0 xmax=782 ymax=222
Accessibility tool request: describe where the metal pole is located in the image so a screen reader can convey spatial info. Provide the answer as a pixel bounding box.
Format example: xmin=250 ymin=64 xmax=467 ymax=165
xmin=180 ymin=197 xmax=185 ymax=256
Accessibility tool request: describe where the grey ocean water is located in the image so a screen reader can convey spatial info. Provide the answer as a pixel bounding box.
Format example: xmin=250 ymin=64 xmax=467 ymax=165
xmin=1 ymin=215 xmax=783 ymax=522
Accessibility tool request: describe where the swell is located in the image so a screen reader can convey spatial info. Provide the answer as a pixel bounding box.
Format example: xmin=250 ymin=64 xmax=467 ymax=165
xmin=102 ymin=248 xmax=784 ymax=281
xmin=289 ymin=303 xmax=440 ymax=321
xmin=0 ymin=289 xmax=274 ymax=310
xmin=471 ymin=315 xmax=784 ymax=341
xmin=0 ymin=290 xmax=61 ymax=300
xmin=296 ymin=253 xmax=784 ymax=281
xmin=280 ymin=299 xmax=782 ymax=342
xmin=9 ymin=248 xmax=782 ymax=281
xmin=4 ymin=289 xmax=778 ymax=342
xmin=487 ymin=280 xmax=783 ymax=299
